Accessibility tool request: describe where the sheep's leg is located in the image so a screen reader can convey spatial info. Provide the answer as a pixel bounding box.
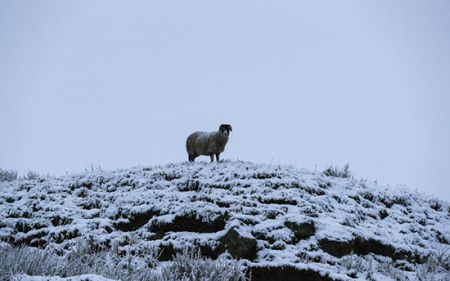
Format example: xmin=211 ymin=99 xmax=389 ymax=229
xmin=188 ymin=155 xmax=195 ymax=162
xmin=215 ymin=153 xmax=220 ymax=162
xmin=210 ymin=154 xmax=214 ymax=162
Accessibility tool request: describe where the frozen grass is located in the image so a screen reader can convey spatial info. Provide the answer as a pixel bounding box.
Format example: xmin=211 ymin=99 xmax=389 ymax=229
xmin=0 ymin=168 xmax=18 ymax=182
xmin=337 ymin=248 xmax=450 ymax=281
xmin=21 ymin=171 xmax=40 ymax=181
xmin=161 ymin=248 xmax=246 ymax=281
xmin=0 ymin=243 xmax=247 ymax=281
xmin=322 ymin=164 xmax=352 ymax=178
xmin=416 ymin=247 xmax=450 ymax=281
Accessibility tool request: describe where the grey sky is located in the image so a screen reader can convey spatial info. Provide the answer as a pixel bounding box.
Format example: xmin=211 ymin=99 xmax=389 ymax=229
xmin=1 ymin=1 xmax=449 ymax=200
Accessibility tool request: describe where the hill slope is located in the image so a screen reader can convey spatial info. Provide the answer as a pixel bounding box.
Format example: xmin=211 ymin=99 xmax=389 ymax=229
xmin=0 ymin=161 xmax=449 ymax=280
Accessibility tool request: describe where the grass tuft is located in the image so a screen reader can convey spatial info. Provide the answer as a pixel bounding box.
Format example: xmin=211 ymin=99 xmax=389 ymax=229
xmin=322 ymin=164 xmax=352 ymax=178
xmin=0 ymin=243 xmax=247 ymax=281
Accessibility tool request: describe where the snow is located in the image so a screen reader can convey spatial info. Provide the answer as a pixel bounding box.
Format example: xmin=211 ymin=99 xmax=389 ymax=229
xmin=1 ymin=160 xmax=449 ymax=280
xmin=15 ymin=274 xmax=117 ymax=281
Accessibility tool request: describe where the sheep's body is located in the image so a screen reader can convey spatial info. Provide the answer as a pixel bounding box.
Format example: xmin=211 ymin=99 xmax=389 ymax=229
xmin=186 ymin=124 xmax=232 ymax=162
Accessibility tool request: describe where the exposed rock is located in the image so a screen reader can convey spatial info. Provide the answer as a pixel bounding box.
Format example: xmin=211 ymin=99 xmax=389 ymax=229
xmin=220 ymin=227 xmax=257 ymax=260
xmin=319 ymin=238 xmax=354 ymax=257
xmin=320 ymin=237 xmax=425 ymax=263
xmin=115 ymin=209 xmax=159 ymax=232
xmin=149 ymin=212 xmax=226 ymax=237
xmin=250 ymin=265 xmax=333 ymax=281
xmin=284 ymin=219 xmax=315 ymax=242
xmin=354 ymin=238 xmax=425 ymax=264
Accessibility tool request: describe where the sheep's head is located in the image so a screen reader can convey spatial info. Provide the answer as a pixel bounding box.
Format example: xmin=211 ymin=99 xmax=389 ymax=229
xmin=219 ymin=124 xmax=232 ymax=137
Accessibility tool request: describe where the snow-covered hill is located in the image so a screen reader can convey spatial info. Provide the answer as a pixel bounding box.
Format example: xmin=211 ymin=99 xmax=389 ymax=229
xmin=1 ymin=161 xmax=449 ymax=280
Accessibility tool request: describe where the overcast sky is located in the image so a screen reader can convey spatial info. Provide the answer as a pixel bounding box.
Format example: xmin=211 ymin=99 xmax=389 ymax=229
xmin=1 ymin=1 xmax=449 ymax=200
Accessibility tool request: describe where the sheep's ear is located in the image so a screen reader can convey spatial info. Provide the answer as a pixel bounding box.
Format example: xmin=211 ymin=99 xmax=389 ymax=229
xmin=220 ymin=124 xmax=232 ymax=132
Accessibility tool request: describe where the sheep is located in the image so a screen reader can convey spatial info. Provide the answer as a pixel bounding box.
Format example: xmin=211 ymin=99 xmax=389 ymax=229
xmin=186 ymin=124 xmax=232 ymax=162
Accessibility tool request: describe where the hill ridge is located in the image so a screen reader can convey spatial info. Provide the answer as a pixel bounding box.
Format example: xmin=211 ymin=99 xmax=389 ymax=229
xmin=1 ymin=161 xmax=449 ymax=280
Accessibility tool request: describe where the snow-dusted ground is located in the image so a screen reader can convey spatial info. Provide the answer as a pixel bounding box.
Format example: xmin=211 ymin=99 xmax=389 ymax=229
xmin=0 ymin=161 xmax=449 ymax=280
xmin=14 ymin=274 xmax=116 ymax=281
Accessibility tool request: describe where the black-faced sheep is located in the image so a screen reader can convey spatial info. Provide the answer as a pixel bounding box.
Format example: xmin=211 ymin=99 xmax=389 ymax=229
xmin=186 ymin=124 xmax=232 ymax=162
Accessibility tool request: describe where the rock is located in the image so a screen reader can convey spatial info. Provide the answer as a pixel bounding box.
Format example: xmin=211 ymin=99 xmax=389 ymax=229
xmin=285 ymin=219 xmax=315 ymax=242
xmin=354 ymin=238 xmax=425 ymax=263
xmin=319 ymin=238 xmax=354 ymax=257
xmin=115 ymin=209 xmax=159 ymax=232
xmin=319 ymin=237 xmax=425 ymax=263
xmin=149 ymin=212 xmax=226 ymax=237
xmin=220 ymin=227 xmax=257 ymax=260
xmin=250 ymin=265 xmax=333 ymax=281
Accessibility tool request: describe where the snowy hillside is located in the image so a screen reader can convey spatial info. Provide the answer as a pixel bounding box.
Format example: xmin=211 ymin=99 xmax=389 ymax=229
xmin=0 ymin=161 xmax=449 ymax=280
